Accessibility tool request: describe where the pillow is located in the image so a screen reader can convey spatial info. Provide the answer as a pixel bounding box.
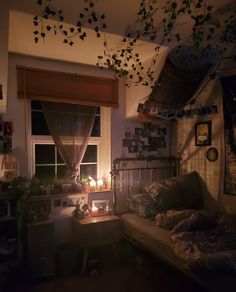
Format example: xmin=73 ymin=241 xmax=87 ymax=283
xmin=145 ymin=171 xmax=203 ymax=212
xmin=172 ymin=210 xmax=216 ymax=233
xmin=128 ymin=193 xmax=157 ymax=218
xmin=145 ymin=179 xmax=183 ymax=212
xmin=174 ymin=172 xmax=203 ymax=209
xmin=155 ymin=209 xmax=196 ymax=230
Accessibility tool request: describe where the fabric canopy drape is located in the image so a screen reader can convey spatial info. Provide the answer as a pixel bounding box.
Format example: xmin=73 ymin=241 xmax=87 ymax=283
xmin=41 ymin=101 xmax=97 ymax=182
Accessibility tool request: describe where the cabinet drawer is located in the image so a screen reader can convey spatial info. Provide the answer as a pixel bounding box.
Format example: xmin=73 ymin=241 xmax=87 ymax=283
xmin=78 ymin=219 xmax=122 ymax=247
xmin=28 ymin=244 xmax=54 ymax=257
xmin=29 ymin=256 xmax=55 ymax=278
xmin=28 ymin=222 xmax=53 ymax=241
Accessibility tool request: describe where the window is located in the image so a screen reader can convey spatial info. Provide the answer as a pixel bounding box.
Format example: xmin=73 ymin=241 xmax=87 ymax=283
xmin=34 ymin=144 xmax=97 ymax=183
xmin=31 ymin=101 xmax=101 ymax=183
xmin=31 ymin=101 xmax=101 ymax=137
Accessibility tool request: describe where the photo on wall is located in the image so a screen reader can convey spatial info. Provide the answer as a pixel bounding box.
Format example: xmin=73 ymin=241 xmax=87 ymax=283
xmin=195 ymin=121 xmax=211 ymax=146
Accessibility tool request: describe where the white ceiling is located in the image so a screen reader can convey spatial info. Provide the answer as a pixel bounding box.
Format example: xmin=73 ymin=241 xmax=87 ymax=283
xmin=7 ymin=0 xmax=235 ymax=71
xmin=9 ymin=10 xmax=164 ymax=70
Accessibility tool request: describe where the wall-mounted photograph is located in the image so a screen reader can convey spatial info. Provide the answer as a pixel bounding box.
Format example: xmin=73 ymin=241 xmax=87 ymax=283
xmin=195 ymin=121 xmax=211 ymax=146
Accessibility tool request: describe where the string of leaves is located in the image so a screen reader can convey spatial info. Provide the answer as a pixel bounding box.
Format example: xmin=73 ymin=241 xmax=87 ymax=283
xmin=33 ymin=0 xmax=236 ymax=88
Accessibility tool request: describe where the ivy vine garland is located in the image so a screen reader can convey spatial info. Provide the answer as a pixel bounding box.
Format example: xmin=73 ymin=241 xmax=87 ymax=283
xmin=33 ymin=0 xmax=236 ymax=88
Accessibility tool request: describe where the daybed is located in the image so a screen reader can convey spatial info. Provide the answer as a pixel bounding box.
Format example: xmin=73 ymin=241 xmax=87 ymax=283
xmin=112 ymin=157 xmax=236 ymax=292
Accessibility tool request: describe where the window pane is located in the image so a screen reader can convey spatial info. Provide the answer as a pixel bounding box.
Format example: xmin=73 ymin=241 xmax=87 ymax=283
xmin=80 ymin=164 xmax=97 ymax=180
xmin=57 ymin=150 xmax=65 ymax=163
xmin=57 ymin=165 xmax=68 ymax=180
xmin=31 ymin=100 xmax=42 ymax=110
xmin=32 ymin=111 xmax=50 ymax=135
xmin=82 ymin=145 xmax=97 ymax=163
xmin=35 ymin=145 xmax=55 ymax=164
xmin=31 ymin=100 xmax=100 ymax=136
xmin=35 ymin=166 xmax=55 ymax=183
xmin=91 ymin=115 xmax=100 ymax=137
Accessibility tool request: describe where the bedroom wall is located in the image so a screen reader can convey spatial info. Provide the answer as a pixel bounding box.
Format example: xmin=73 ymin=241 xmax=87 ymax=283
xmin=171 ymin=62 xmax=236 ymax=214
xmin=4 ymin=53 xmax=170 ymax=179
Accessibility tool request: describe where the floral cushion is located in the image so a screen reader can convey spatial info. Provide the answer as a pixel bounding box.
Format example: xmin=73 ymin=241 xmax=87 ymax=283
xmin=145 ymin=179 xmax=183 ymax=212
xmin=145 ymin=172 xmax=203 ymax=212
xmin=128 ymin=193 xmax=157 ymax=218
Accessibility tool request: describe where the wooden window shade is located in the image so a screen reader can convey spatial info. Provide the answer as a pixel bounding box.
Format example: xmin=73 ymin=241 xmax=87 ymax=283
xmin=17 ymin=66 xmax=118 ymax=107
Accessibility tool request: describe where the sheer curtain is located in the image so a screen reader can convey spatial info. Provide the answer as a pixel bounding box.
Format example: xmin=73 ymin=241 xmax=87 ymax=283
xmin=41 ymin=101 xmax=97 ymax=182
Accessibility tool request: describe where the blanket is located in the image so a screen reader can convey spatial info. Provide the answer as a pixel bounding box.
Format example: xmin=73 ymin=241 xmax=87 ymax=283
xmin=156 ymin=210 xmax=236 ymax=271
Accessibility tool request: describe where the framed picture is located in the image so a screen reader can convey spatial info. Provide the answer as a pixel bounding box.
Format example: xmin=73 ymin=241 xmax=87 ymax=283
xmin=92 ymin=199 xmax=109 ymax=211
xmin=195 ymin=121 xmax=211 ymax=146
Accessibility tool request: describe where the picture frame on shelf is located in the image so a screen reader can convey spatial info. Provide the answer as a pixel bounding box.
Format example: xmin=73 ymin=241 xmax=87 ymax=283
xmin=91 ymin=199 xmax=109 ymax=216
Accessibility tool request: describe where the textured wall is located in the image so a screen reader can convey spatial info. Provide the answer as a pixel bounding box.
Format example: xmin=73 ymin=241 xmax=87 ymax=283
xmin=171 ymin=76 xmax=232 ymax=212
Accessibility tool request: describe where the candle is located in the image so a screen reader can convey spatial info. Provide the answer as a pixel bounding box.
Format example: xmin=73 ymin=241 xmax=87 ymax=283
xmin=97 ymin=178 xmax=103 ymax=191
xmin=89 ymin=180 xmax=96 ymax=192
xmin=91 ymin=206 xmax=98 ymax=216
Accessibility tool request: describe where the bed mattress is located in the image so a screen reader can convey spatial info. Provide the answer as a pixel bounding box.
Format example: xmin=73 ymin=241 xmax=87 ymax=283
xmin=120 ymin=213 xmax=236 ymax=292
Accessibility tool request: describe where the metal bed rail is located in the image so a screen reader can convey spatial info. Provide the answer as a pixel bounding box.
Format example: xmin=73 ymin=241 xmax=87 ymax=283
xmin=111 ymin=156 xmax=180 ymax=214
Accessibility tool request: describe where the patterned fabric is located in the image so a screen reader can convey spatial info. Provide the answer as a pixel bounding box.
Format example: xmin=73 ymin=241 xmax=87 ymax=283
xmin=128 ymin=193 xmax=157 ymax=218
xmin=145 ymin=179 xmax=183 ymax=212
xmin=172 ymin=210 xmax=216 ymax=233
xmin=145 ymin=172 xmax=204 ymax=212
xmin=168 ymin=211 xmax=236 ymax=271
xmin=155 ymin=209 xmax=197 ymax=230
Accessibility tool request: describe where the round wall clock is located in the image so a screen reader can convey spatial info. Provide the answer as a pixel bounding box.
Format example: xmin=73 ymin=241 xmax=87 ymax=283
xmin=206 ymin=147 xmax=218 ymax=162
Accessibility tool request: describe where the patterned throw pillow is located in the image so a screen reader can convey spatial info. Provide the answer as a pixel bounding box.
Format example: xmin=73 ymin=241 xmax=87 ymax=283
xmin=128 ymin=193 xmax=158 ymax=218
xmin=145 ymin=172 xmax=204 ymax=212
xmin=145 ymin=179 xmax=182 ymax=212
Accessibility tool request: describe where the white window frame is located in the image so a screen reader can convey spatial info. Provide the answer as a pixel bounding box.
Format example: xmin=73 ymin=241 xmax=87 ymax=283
xmin=28 ymin=101 xmax=111 ymax=181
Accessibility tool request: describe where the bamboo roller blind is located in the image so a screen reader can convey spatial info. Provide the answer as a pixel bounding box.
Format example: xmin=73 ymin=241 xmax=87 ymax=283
xmin=17 ymin=66 xmax=119 ymax=107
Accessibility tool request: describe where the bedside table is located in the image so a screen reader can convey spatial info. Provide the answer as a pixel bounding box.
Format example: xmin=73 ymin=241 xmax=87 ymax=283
xmin=72 ymin=215 xmax=122 ymax=275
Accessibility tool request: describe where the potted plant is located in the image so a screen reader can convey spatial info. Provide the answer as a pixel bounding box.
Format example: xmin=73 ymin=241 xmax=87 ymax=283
xmin=80 ymin=176 xmax=92 ymax=193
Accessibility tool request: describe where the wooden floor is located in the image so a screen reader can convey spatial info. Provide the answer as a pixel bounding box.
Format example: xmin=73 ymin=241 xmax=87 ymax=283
xmin=3 ymin=244 xmax=206 ymax=292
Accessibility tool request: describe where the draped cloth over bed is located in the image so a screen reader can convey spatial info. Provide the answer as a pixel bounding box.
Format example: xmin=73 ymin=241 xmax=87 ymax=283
xmin=159 ymin=210 xmax=236 ymax=272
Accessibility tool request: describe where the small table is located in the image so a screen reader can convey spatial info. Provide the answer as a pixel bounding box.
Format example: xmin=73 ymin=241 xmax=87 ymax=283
xmin=72 ymin=215 xmax=122 ymax=275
